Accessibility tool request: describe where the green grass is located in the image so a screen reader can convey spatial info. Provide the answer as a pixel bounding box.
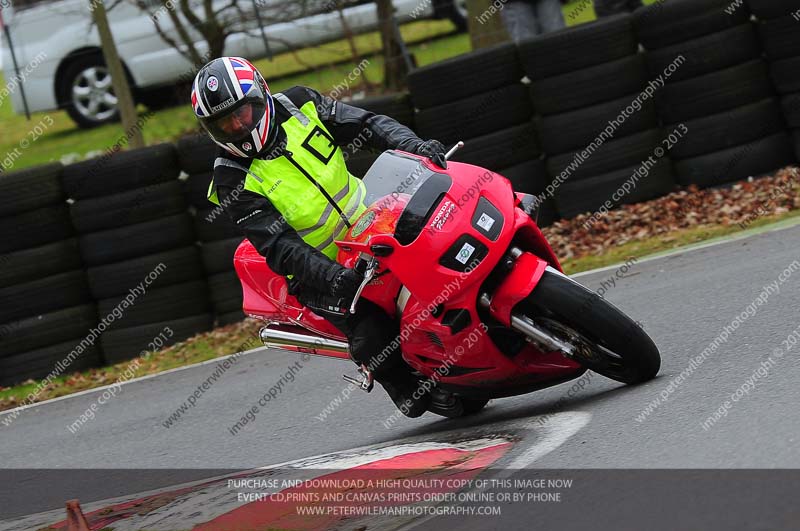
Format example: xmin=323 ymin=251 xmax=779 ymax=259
xmin=0 ymin=320 xmax=263 ymax=409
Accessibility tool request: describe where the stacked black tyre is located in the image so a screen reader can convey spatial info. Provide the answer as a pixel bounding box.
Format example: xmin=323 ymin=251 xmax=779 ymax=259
xmin=177 ymin=134 xmax=246 ymax=326
xmin=63 ymin=144 xmax=212 ymax=364
xmin=748 ymin=0 xmax=800 ymax=162
xmin=636 ymin=0 xmax=795 ymax=188
xmin=201 ymin=238 xmax=246 ymax=326
xmin=178 ymin=133 xmax=217 ymax=211
xmin=0 ymin=164 xmax=103 ymax=386
xmin=407 ymin=44 xmax=549 ymax=223
xmin=344 ymin=93 xmax=416 ymax=178
xmin=522 ymin=14 xmax=675 ymax=220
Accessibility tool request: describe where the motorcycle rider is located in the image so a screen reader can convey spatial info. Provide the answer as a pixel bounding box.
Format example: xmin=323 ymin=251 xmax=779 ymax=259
xmin=192 ymin=57 xmax=448 ymax=418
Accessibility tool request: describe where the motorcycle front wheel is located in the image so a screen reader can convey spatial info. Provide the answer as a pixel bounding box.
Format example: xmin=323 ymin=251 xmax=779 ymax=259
xmin=520 ymin=270 xmax=660 ymax=384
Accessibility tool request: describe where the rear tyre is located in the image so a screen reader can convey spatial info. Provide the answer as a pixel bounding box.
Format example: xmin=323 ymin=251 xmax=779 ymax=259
xmin=461 ymin=397 xmax=490 ymax=415
xmin=427 ymin=391 xmax=489 ymax=418
xmin=521 ymin=270 xmax=660 ymax=384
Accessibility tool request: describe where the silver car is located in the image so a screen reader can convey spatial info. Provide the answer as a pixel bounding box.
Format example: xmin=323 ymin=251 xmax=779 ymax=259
xmin=0 ymin=0 xmax=467 ymax=127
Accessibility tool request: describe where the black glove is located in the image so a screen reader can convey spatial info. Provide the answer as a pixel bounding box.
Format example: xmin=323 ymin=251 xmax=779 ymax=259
xmin=415 ymin=139 xmax=448 ymax=169
xmin=329 ymin=266 xmax=364 ymax=302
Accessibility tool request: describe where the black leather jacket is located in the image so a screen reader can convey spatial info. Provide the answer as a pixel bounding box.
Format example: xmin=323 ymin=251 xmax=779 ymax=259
xmin=212 ymin=85 xmax=426 ymax=296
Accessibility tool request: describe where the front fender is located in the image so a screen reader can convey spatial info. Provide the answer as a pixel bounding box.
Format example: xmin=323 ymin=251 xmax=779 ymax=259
xmin=487 ymin=252 xmax=549 ymax=327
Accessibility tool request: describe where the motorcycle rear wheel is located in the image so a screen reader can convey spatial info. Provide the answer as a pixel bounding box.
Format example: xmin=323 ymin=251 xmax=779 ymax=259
xmin=427 ymin=389 xmax=490 ymax=418
xmin=521 ymin=270 xmax=660 ymax=384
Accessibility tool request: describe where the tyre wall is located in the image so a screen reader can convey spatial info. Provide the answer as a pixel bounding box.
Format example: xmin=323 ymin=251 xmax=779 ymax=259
xmin=3 ymin=1 xmax=800 ymax=383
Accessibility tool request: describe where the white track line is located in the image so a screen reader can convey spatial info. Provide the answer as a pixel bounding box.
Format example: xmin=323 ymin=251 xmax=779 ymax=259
xmin=397 ymin=412 xmax=591 ymax=531
xmin=497 ymin=412 xmax=591 ymax=474
xmin=4 ymin=413 xmax=589 ymax=529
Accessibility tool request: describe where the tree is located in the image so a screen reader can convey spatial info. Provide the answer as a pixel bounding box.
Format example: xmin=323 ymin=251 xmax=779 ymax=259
xmin=128 ymin=0 xmax=316 ymax=68
xmin=466 ymin=0 xmax=509 ymax=49
xmin=93 ymin=0 xmax=144 ymax=147
xmin=375 ymin=0 xmax=409 ymax=91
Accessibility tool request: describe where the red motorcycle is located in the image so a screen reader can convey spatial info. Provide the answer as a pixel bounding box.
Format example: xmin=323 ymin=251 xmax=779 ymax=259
xmin=234 ymin=144 xmax=660 ymax=418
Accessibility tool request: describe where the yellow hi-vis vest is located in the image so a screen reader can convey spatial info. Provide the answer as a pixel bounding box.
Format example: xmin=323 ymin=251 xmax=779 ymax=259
xmin=207 ymin=93 xmax=367 ymax=259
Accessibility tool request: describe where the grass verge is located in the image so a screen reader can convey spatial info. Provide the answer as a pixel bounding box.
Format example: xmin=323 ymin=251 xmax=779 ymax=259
xmin=3 ymin=209 xmax=800 ymax=412
xmin=561 ymin=209 xmax=800 ymax=274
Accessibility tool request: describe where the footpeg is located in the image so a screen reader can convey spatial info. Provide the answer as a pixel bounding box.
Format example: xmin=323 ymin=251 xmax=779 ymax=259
xmin=343 ymin=364 xmax=374 ymax=392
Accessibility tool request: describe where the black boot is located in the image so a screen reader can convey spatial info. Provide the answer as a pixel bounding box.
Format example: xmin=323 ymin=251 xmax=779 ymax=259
xmin=380 ymin=377 xmax=430 ymax=418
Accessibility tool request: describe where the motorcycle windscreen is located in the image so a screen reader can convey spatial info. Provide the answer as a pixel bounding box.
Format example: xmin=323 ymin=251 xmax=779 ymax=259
xmin=361 ymin=151 xmax=452 ymax=245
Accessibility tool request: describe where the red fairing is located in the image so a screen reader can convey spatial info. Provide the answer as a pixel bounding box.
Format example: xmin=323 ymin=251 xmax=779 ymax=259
xmin=487 ymin=198 xmax=563 ymax=327
xmin=233 ymin=150 xmax=582 ymax=397
xmin=336 ymin=195 xmax=408 ymax=318
xmin=234 ymin=240 xmax=345 ymax=339
xmin=489 ymin=253 xmax=548 ymax=328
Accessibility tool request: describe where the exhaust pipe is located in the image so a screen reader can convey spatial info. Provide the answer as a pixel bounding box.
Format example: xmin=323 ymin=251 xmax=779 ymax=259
xmin=259 ymin=324 xmax=349 ymax=357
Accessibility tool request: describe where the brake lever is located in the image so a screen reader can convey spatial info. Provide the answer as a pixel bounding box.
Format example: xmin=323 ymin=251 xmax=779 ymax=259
xmin=350 ymin=256 xmax=378 ymax=314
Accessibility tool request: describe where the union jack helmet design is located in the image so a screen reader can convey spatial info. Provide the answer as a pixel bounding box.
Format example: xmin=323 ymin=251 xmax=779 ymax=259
xmin=191 ymin=57 xmax=275 ymax=158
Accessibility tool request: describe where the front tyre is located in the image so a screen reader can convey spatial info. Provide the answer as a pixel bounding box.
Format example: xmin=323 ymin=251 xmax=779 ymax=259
xmin=521 ymin=270 xmax=660 ymax=384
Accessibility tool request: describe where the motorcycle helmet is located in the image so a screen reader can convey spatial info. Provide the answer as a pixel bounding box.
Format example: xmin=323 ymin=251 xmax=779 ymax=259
xmin=191 ymin=57 xmax=275 ymax=157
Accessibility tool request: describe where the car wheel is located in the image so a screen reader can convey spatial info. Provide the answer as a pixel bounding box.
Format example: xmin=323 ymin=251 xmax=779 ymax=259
xmin=61 ymin=55 xmax=120 ymax=128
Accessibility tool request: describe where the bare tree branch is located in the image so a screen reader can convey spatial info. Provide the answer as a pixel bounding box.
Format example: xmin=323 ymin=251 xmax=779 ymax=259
xmin=213 ymin=0 xmax=237 ymax=17
xmin=123 ymin=0 xmax=317 ymax=74
xmin=179 ymin=0 xmax=206 ymax=33
xmin=167 ymin=6 xmax=205 ymax=64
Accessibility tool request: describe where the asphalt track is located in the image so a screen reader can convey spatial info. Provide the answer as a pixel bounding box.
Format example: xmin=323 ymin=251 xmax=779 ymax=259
xmin=2 ymin=222 xmax=800 ymax=529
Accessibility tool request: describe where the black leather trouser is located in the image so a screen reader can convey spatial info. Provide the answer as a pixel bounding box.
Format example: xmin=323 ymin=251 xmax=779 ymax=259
xmin=296 ymin=289 xmax=410 ymax=384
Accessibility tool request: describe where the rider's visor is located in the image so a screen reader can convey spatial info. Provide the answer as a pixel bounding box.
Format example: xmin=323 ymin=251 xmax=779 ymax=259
xmin=203 ymin=100 xmax=265 ymax=144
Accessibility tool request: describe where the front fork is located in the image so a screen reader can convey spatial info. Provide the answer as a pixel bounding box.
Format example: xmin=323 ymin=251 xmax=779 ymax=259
xmin=480 ymin=247 xmax=577 ymax=358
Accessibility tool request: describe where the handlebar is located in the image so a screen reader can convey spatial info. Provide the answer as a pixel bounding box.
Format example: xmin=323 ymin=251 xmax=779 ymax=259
xmin=445 ymin=141 xmax=464 ymax=161
xmin=350 ymin=254 xmax=379 ymax=314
